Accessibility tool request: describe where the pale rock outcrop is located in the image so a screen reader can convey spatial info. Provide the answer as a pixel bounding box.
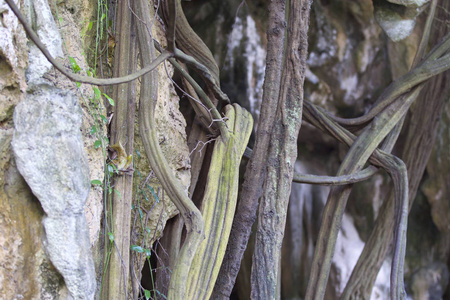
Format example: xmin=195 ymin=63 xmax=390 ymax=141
xmin=12 ymin=85 xmax=96 ymax=299
xmin=1 ymin=0 xmax=100 ymax=298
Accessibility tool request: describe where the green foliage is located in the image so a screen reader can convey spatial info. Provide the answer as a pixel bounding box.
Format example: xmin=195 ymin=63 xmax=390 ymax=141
xmin=144 ymin=289 xmax=151 ymax=300
xmin=94 ymin=140 xmax=102 ymax=149
xmin=103 ymin=93 xmax=115 ymax=106
xmin=131 ymin=245 xmax=144 ymax=253
xmin=68 ymin=56 xmax=81 ymax=73
xmin=93 ymin=87 xmax=101 ymax=99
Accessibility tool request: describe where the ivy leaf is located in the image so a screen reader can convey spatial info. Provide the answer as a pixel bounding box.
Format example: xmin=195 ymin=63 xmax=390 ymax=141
xmin=68 ymin=56 xmax=81 ymax=73
xmin=131 ymin=245 xmax=144 ymax=253
xmin=93 ymin=87 xmax=101 ymax=100
xmin=103 ymin=93 xmax=115 ymax=106
xmin=91 ymin=179 xmax=102 ymax=185
xmin=94 ymin=140 xmax=102 ymax=149
xmin=144 ymin=289 xmax=151 ymax=300
xmin=143 ymin=191 xmax=148 ymax=202
xmin=100 ymin=114 xmax=108 ymax=124
xmin=107 ymin=164 xmax=114 ymax=174
xmin=90 ymin=125 xmax=97 ymax=135
xmin=144 ymin=248 xmax=152 ymax=258
xmin=147 ymin=185 xmax=159 ymax=203
xmin=108 ymin=232 xmax=114 ymax=242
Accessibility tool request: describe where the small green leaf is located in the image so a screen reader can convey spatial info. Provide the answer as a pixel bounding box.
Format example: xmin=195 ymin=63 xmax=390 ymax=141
xmin=100 ymin=115 xmax=108 ymax=123
xmin=101 ymin=13 xmax=106 ymax=21
xmin=114 ymin=189 xmax=122 ymax=198
xmin=131 ymin=245 xmax=144 ymax=253
xmin=144 ymin=289 xmax=151 ymax=300
xmin=110 ymin=164 xmax=118 ymax=172
xmin=138 ymin=207 xmax=143 ymax=219
xmin=136 ymin=149 xmax=141 ymax=159
xmin=87 ymin=67 xmax=96 ymax=77
xmin=108 ymin=232 xmax=114 ymax=242
xmin=91 ymin=179 xmax=102 ymax=185
xmin=68 ymin=56 xmax=81 ymax=73
xmin=143 ymin=191 xmax=148 ymax=202
xmin=107 ymin=164 xmax=114 ymax=174
xmin=108 ymin=186 xmax=112 ymax=195
xmin=144 ymin=248 xmax=151 ymax=257
xmin=94 ymin=140 xmax=102 ymax=149
xmin=103 ymin=93 xmax=115 ymax=106
xmin=90 ymin=125 xmax=97 ymax=135
xmin=145 ymin=227 xmax=151 ymax=234
xmin=88 ymin=21 xmax=94 ymax=31
xmin=147 ymin=185 xmax=159 ymax=203
xmin=76 ymin=82 xmax=81 ymax=88
xmin=93 ymin=87 xmax=101 ymax=100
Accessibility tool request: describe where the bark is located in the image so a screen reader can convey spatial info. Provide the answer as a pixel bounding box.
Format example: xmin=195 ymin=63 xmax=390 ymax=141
xmin=103 ymin=0 xmax=137 ymax=298
xmin=250 ymin=0 xmax=310 ymax=299
xmin=135 ymin=1 xmax=205 ymax=298
xmin=186 ymin=104 xmax=253 ymax=299
xmin=212 ymin=1 xmax=287 ymax=298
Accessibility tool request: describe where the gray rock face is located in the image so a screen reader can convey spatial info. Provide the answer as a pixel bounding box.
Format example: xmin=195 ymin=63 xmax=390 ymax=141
xmin=373 ymin=0 xmax=423 ymax=42
xmin=12 ymin=85 xmax=95 ymax=299
xmin=23 ymin=0 xmax=63 ymax=84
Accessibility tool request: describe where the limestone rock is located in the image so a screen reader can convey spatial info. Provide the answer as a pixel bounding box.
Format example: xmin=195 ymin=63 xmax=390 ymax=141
xmin=12 ymin=85 xmax=96 ymax=299
xmin=373 ymin=0 xmax=421 ymax=42
xmin=23 ymin=0 xmax=64 ymax=84
xmin=0 ymin=0 xmax=28 ymax=122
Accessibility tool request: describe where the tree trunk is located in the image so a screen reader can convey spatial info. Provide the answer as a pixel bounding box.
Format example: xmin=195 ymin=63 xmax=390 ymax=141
xmin=103 ymin=0 xmax=137 ymax=298
xmin=250 ymin=0 xmax=310 ymax=298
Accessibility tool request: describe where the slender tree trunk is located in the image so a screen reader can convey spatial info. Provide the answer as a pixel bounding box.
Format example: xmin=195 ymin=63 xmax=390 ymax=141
xmin=250 ymin=0 xmax=310 ymax=298
xmin=212 ymin=1 xmax=287 ymax=297
xmin=103 ymin=0 xmax=137 ymax=298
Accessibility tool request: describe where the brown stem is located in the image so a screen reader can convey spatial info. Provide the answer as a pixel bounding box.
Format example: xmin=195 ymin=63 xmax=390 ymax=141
xmin=102 ymin=0 xmax=137 ymax=298
xmin=134 ymin=1 xmax=204 ymax=299
xmin=250 ymin=1 xmax=311 ymax=297
xmin=211 ymin=1 xmax=288 ymax=298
